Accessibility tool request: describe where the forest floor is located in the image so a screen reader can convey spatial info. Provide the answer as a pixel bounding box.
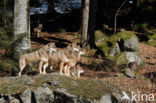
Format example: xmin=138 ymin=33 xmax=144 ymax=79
xmin=31 ymin=32 xmax=156 ymax=103
xmin=0 ymin=31 xmax=156 ymax=102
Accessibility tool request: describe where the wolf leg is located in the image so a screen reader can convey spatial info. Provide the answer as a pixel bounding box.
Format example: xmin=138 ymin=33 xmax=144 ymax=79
xmin=19 ymin=59 xmax=26 ymax=76
xmin=67 ymin=66 xmax=71 ymax=77
xmin=43 ymin=62 xmax=48 ymax=74
xmin=64 ymin=65 xmax=68 ymax=75
xmin=60 ymin=62 xmax=64 ymax=75
xmin=39 ymin=61 xmax=43 ymax=74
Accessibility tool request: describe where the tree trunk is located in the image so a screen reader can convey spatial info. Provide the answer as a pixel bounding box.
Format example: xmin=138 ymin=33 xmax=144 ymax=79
xmin=13 ymin=0 xmax=31 ymax=60
xmin=81 ymin=0 xmax=97 ymax=49
xmin=81 ymin=0 xmax=90 ymax=47
xmin=88 ymin=0 xmax=97 ymax=49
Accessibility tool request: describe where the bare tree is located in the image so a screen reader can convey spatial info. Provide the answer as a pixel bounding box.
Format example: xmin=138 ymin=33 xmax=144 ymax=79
xmin=81 ymin=0 xmax=90 ymax=47
xmin=88 ymin=0 xmax=97 ymax=49
xmin=13 ymin=0 xmax=31 ymax=60
xmin=114 ymin=0 xmax=128 ymax=34
xmin=81 ymin=0 xmax=97 ymax=49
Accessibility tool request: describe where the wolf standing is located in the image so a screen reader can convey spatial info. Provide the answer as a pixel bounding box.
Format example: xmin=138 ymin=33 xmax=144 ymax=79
xmin=18 ymin=43 xmax=56 ymax=76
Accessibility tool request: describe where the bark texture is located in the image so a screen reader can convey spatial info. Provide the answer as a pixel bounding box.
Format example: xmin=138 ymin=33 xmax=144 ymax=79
xmin=14 ymin=0 xmax=31 ymax=60
xmin=81 ymin=0 xmax=90 ymax=47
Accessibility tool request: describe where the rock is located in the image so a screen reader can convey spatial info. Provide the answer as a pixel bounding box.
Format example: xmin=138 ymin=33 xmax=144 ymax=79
xmin=0 ymin=97 xmax=5 ymax=103
xmin=98 ymin=38 xmax=105 ymax=43
xmin=8 ymin=95 xmax=20 ymax=103
xmin=128 ymin=62 xmax=138 ymax=70
xmin=100 ymin=95 xmax=112 ymax=103
xmin=54 ymin=88 xmax=76 ymax=98
xmin=144 ymin=72 xmax=156 ymax=83
xmin=96 ymin=58 xmax=121 ymax=72
xmin=110 ymin=43 xmax=120 ymax=56
xmin=21 ymin=88 xmax=31 ymax=103
xmin=41 ymin=83 xmax=48 ymax=88
xmin=47 ymin=80 xmax=60 ymax=87
xmin=0 ymin=74 xmax=133 ymax=103
xmin=95 ymin=31 xmax=105 ymax=43
xmin=126 ymin=52 xmax=143 ymax=65
xmin=99 ymin=31 xmax=139 ymax=56
xmin=54 ymin=88 xmax=90 ymax=103
xmin=116 ymin=52 xmax=143 ymax=65
xmin=112 ymin=91 xmax=132 ymax=103
xmin=124 ymin=68 xmax=136 ymax=78
xmin=20 ymin=75 xmax=34 ymax=86
xmin=123 ymin=35 xmax=139 ymax=51
xmin=34 ymin=86 xmax=54 ymax=103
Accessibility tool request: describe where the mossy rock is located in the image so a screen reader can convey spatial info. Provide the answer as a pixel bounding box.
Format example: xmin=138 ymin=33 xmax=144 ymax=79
xmin=95 ymin=30 xmax=106 ymax=43
xmin=0 ymin=74 xmax=123 ymax=100
xmin=99 ymin=31 xmax=137 ymax=56
xmin=145 ymin=33 xmax=156 ymax=47
xmin=145 ymin=40 xmax=156 ymax=47
xmin=108 ymin=52 xmax=143 ymax=66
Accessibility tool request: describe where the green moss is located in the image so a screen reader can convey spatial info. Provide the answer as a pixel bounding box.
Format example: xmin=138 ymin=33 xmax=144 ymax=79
xmin=145 ymin=40 xmax=156 ymax=47
xmin=0 ymin=74 xmax=122 ymax=100
xmin=0 ymin=77 xmax=28 ymax=94
xmin=58 ymin=76 xmax=121 ymax=99
xmin=99 ymin=42 xmax=110 ymax=56
xmin=32 ymin=75 xmax=120 ymax=99
xmin=145 ymin=33 xmax=156 ymax=47
xmin=132 ymin=23 xmax=149 ymax=33
xmin=107 ymin=52 xmax=128 ymax=65
xmin=99 ymin=31 xmax=136 ymax=56
xmin=147 ymin=33 xmax=156 ymax=39
xmin=95 ymin=30 xmax=106 ymax=42
xmin=116 ymin=31 xmax=135 ymax=40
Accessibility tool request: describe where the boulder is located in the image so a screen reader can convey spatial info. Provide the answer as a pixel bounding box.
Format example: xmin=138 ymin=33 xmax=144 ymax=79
xmin=47 ymin=80 xmax=60 ymax=87
xmin=123 ymin=35 xmax=139 ymax=51
xmin=110 ymin=43 xmax=120 ymax=56
xmin=95 ymin=30 xmax=105 ymax=43
xmin=124 ymin=68 xmax=136 ymax=78
xmin=34 ymin=86 xmax=54 ymax=103
xmin=116 ymin=52 xmax=143 ymax=65
xmin=21 ymin=88 xmax=31 ymax=103
xmin=100 ymin=95 xmax=112 ymax=103
xmin=99 ymin=31 xmax=139 ymax=57
xmin=54 ymin=88 xmax=78 ymax=103
xmin=0 ymin=97 xmax=5 ymax=103
xmin=19 ymin=75 xmax=34 ymax=86
xmin=95 ymin=58 xmax=121 ymax=72
xmin=8 ymin=95 xmax=20 ymax=103
xmin=126 ymin=52 xmax=143 ymax=65
xmin=0 ymin=74 xmax=134 ymax=103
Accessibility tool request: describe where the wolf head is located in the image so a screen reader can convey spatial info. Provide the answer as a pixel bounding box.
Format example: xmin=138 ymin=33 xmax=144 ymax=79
xmin=49 ymin=42 xmax=57 ymax=56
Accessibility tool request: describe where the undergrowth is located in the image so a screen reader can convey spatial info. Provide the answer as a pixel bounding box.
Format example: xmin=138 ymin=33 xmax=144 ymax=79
xmin=0 ymin=11 xmax=18 ymax=76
